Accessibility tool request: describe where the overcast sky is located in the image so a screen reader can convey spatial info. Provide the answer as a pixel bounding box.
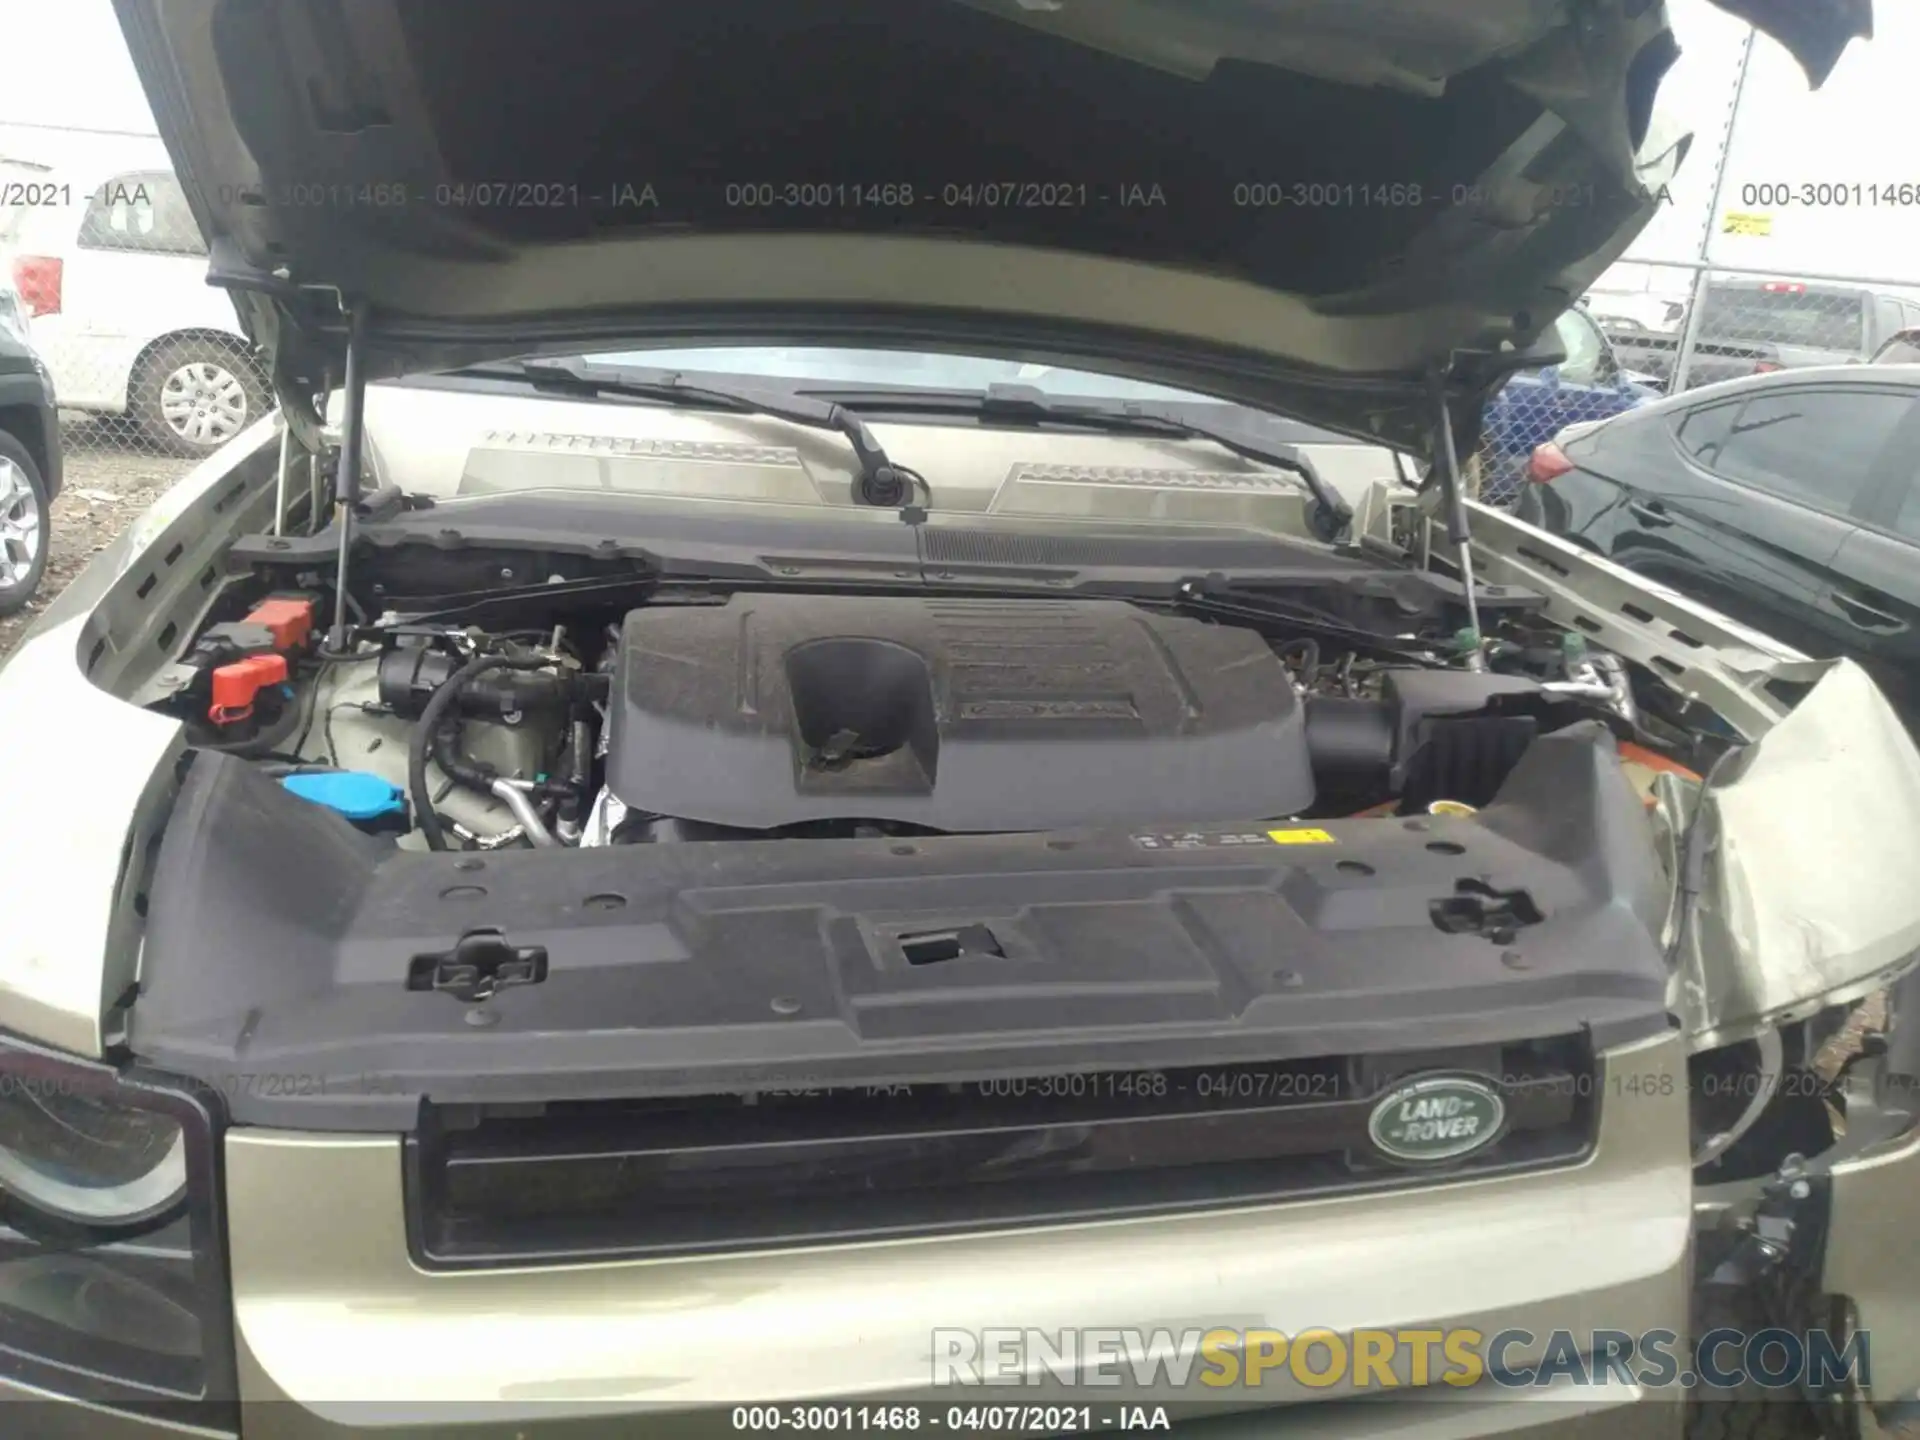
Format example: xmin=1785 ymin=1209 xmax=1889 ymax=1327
xmin=3 ymin=0 xmax=1916 ymax=288
xmin=0 ymin=0 xmax=153 ymax=133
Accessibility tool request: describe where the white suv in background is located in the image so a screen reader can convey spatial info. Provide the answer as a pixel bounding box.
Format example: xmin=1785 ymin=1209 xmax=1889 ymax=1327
xmin=2 ymin=163 xmax=268 ymax=455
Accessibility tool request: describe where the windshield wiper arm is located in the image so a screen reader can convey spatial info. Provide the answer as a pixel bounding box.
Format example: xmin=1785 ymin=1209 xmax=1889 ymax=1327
xmin=480 ymin=359 xmax=925 ymax=508
xmin=800 ymin=382 xmax=1354 ymax=541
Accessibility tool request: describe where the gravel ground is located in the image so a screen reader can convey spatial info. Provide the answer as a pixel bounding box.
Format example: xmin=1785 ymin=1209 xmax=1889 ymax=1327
xmin=0 ymin=422 xmax=195 ymax=661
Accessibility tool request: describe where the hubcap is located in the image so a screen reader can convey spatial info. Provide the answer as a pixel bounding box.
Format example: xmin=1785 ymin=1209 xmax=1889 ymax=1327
xmin=160 ymin=360 xmax=249 ymax=445
xmin=0 ymin=457 xmax=42 ymax=589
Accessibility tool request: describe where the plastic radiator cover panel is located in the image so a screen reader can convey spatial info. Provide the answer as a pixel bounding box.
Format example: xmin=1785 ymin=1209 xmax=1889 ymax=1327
xmin=127 ymin=724 xmax=1671 ymax=1129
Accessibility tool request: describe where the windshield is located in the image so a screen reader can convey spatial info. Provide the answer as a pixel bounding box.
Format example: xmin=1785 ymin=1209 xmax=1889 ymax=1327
xmin=404 ymin=342 xmax=1389 ymax=522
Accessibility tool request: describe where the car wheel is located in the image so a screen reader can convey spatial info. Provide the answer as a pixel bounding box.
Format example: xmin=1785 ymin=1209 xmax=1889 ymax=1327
xmin=135 ymin=337 xmax=269 ymax=457
xmin=0 ymin=431 xmax=50 ymax=618
xmin=1684 ymin=1285 xmax=1824 ymax=1440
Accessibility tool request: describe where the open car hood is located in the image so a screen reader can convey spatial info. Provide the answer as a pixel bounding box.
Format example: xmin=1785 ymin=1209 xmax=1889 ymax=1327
xmin=111 ymin=0 xmax=1867 ymax=455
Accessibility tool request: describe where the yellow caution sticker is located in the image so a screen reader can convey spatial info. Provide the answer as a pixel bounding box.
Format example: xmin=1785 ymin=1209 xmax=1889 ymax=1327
xmin=1722 ymin=211 xmax=1773 ymax=236
xmin=1131 ymin=827 xmax=1339 ymax=851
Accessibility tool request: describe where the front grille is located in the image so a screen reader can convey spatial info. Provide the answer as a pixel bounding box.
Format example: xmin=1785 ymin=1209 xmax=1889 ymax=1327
xmin=405 ymin=1038 xmax=1598 ymax=1269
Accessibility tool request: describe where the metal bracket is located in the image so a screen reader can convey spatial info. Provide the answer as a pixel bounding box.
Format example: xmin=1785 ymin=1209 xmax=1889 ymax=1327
xmin=1703 ymin=1152 xmax=1825 ymax=1288
xmin=1453 ymin=499 xmax=1817 ymax=743
xmin=1702 ymin=1150 xmax=1859 ymax=1440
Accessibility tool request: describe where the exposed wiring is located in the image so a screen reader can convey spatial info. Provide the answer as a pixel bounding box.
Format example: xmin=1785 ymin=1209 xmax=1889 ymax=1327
xmin=324 ymin=702 xmax=373 ymax=768
xmin=290 ymin=649 xmax=382 ymax=760
xmin=250 ymin=750 xmax=320 ymax=768
xmin=289 ymin=668 xmax=327 ymax=759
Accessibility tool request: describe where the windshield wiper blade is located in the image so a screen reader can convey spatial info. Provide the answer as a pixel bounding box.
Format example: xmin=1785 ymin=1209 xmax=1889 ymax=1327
xmin=801 ymin=382 xmax=1354 ymax=541
xmin=476 ymin=359 xmax=925 ymax=508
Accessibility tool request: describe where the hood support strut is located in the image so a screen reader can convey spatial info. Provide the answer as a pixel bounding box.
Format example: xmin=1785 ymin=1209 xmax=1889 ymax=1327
xmin=1426 ymin=367 xmax=1486 ymax=670
xmin=329 ymin=300 xmax=372 ymax=651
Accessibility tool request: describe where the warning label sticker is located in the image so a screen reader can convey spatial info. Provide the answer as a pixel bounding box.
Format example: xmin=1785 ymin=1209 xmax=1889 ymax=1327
xmin=1131 ymin=828 xmax=1336 ymax=850
xmin=1722 ymin=211 xmax=1773 ymax=236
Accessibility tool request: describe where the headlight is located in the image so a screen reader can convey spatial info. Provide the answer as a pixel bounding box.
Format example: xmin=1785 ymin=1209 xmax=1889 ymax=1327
xmin=0 ymin=1033 xmax=235 ymax=1422
xmin=0 ymin=1080 xmax=187 ymax=1228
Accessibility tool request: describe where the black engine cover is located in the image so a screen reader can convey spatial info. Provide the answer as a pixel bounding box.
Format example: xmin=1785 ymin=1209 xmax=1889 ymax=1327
xmin=606 ymin=594 xmax=1315 ymax=832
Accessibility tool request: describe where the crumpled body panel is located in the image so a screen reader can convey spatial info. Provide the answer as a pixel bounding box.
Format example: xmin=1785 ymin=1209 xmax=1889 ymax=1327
xmin=1675 ymin=659 xmax=1920 ymax=1050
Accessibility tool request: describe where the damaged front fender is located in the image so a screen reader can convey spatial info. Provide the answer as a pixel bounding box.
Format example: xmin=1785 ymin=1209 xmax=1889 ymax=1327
xmin=1672 ymin=659 xmax=1920 ymax=1052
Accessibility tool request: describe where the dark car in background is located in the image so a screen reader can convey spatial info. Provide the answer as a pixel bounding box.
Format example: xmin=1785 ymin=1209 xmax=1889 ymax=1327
xmin=1516 ymin=366 xmax=1920 ymax=717
xmin=0 ymin=283 xmax=62 ymax=615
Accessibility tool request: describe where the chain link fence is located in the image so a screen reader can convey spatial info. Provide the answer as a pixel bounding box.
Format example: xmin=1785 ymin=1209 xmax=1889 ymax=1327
xmin=1470 ymin=260 xmax=1920 ymax=508
xmin=3 ymin=155 xmax=266 ymax=492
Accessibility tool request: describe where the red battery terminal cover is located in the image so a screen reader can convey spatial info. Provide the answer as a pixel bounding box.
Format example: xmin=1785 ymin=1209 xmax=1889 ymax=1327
xmin=243 ymin=596 xmax=316 ymax=651
xmin=208 ymin=653 xmax=289 ymax=725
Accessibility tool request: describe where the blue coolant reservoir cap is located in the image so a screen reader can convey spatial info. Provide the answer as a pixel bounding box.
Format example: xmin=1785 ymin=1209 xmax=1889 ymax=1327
xmin=280 ymin=770 xmax=407 ymax=823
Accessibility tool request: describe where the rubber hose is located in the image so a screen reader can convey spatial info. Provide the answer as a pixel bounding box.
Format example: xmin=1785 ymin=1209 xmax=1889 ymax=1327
xmin=409 ymin=653 xmax=552 ymax=851
xmin=431 ymin=713 xmax=498 ymax=792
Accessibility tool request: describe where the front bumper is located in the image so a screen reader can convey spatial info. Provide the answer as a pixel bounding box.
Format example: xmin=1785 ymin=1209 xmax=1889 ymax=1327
xmin=0 ymin=1031 xmax=1700 ymax=1438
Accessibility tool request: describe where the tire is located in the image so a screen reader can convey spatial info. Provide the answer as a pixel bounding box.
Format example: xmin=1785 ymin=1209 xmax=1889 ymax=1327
xmin=133 ymin=336 xmax=269 ymax=457
xmin=1686 ymin=1398 xmax=1816 ymax=1440
xmin=1685 ymin=1287 xmax=1825 ymax=1440
xmin=0 ymin=430 xmax=50 ymax=617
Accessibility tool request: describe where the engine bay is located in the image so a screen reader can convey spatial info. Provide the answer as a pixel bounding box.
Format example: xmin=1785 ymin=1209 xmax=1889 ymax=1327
xmin=145 ymin=534 xmax=1699 ymax=853
xmin=115 ymin=493 xmax=1759 ymax=1125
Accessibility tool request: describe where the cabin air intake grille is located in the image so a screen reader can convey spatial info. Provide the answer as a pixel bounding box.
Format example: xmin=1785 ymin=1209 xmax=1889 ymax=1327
xmin=1008 ymin=464 xmax=1295 ymax=489
xmin=476 ymin=431 xmax=804 ymax=466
